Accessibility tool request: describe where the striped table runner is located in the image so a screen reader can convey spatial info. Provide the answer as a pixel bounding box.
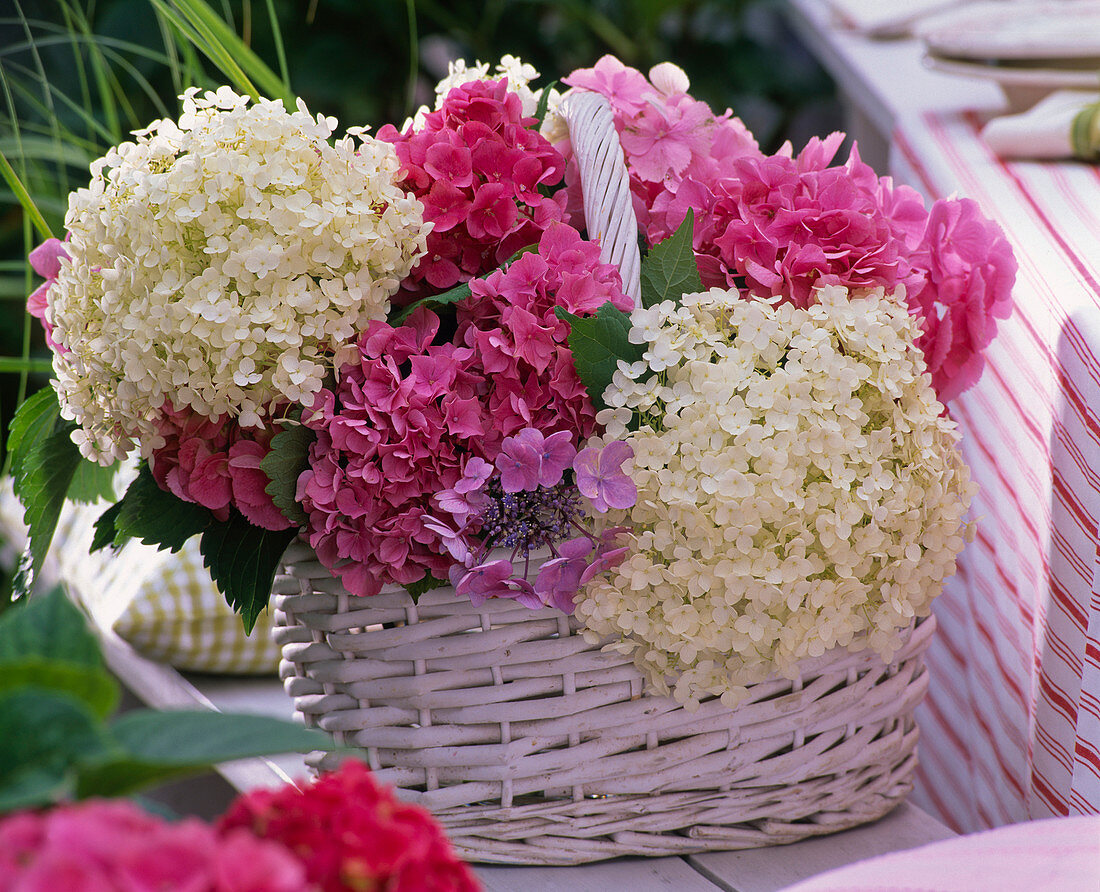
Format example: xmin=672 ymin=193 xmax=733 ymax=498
xmin=891 ymin=110 xmax=1100 ymax=833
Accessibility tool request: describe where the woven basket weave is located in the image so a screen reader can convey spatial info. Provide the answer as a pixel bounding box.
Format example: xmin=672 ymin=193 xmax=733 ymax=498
xmin=271 ymin=91 xmax=936 ymax=865
xmin=273 ymin=540 xmax=933 ymax=864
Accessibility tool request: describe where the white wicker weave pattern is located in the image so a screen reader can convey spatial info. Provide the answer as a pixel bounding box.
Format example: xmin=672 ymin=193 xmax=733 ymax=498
xmin=559 ymin=91 xmax=642 ymax=303
xmin=273 ymin=542 xmax=933 ymax=864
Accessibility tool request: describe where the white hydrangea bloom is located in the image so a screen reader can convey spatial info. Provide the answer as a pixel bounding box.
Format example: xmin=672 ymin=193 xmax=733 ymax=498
xmin=49 ymin=87 xmax=429 ymax=463
xmin=575 ymin=284 xmax=976 ymax=709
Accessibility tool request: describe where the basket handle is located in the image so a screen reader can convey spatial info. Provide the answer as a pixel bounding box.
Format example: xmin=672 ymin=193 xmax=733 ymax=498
xmin=559 ymin=91 xmax=642 ymax=305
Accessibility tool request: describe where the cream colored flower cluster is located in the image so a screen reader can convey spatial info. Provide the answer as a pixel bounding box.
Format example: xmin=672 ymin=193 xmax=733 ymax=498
xmin=50 ymin=86 xmax=429 ymax=463
xmin=575 ymin=284 xmax=976 ymax=709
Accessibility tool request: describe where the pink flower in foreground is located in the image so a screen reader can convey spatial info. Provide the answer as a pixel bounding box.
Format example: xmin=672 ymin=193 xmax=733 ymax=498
xmin=0 ymin=799 xmax=308 ymax=892
xmin=27 ymin=237 xmax=69 ymax=354
xmin=219 ymin=760 xmax=481 ymax=892
xmin=574 ymin=440 xmax=637 ymax=513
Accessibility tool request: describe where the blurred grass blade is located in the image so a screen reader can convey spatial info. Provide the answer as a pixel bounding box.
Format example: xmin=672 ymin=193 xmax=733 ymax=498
xmin=0 ymin=151 xmax=52 ymax=241
xmin=155 ymin=0 xmax=294 ymax=104
xmin=262 ymin=0 xmax=289 ymax=90
xmin=150 ymin=0 xmax=260 ymax=100
xmin=0 ymin=359 xmax=53 ymax=375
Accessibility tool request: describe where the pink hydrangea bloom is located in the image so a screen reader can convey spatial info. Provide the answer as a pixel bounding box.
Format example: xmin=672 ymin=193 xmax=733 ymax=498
xmin=298 ymin=308 xmax=497 ymax=595
xmin=0 ymin=799 xmax=308 ymax=892
xmin=699 ymin=139 xmax=930 ymax=306
xmin=148 ymin=403 xmax=294 ymax=531
xmin=908 ymin=196 xmax=1017 ymax=401
xmin=456 ymin=223 xmax=633 ymax=443
xmin=561 ymin=56 xmax=759 ymax=236
xmin=27 ymin=237 xmax=69 ymax=354
xmin=379 ymin=77 xmax=568 ymax=303
xmin=301 ymin=225 xmax=632 ymax=596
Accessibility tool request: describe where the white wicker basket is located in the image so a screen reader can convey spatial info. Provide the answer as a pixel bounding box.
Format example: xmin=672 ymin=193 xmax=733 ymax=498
xmin=271 ymin=92 xmax=937 ymax=865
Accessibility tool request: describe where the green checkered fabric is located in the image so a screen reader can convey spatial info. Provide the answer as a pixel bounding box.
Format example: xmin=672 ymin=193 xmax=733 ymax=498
xmin=51 ymin=498 xmax=281 ymax=675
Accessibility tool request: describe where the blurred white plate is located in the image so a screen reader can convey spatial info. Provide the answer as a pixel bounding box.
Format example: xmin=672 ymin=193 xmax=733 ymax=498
xmin=925 ymin=54 xmax=1100 ymax=88
xmin=924 ymin=53 xmax=1100 ymax=110
xmin=917 ymin=1 xmax=1100 ymax=60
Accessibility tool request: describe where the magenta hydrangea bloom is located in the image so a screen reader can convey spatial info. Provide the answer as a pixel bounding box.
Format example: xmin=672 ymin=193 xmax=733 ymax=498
xmin=299 ymin=308 xmax=497 ymax=596
xmin=148 ymin=403 xmax=293 ymax=531
xmin=456 ymin=222 xmax=633 ymax=444
xmin=379 ymin=77 xmax=568 ymax=302
xmin=299 ymin=225 xmax=633 ymax=597
xmin=694 ymin=138 xmax=930 ymax=306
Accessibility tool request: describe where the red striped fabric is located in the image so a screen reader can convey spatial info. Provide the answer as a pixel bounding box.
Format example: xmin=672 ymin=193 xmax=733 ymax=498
xmin=891 ymin=110 xmax=1100 ymax=833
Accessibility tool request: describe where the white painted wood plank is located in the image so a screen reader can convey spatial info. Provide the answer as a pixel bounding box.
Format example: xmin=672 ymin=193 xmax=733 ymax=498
xmin=477 ymin=857 xmax=722 ymax=891
xmin=781 ymin=0 xmax=1004 ymax=138
xmin=688 ymin=802 xmax=955 ymax=892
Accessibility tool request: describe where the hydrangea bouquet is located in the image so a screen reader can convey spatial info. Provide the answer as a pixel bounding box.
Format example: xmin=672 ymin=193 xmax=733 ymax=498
xmin=12 ymin=54 xmax=1015 ymax=706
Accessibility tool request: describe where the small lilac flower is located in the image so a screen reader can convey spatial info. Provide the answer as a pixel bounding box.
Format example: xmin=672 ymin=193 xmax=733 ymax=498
xmin=536 ymin=430 xmax=577 ymax=487
xmin=496 ymin=432 xmax=542 ymax=492
xmin=457 ymin=456 xmax=494 ymax=492
xmin=573 ymin=440 xmax=637 ymax=513
xmin=422 ymin=516 xmax=473 ymax=566
xmin=455 ymin=560 xmax=515 ymax=606
xmin=534 ymin=537 xmax=592 ymax=612
xmin=435 ymin=457 xmax=494 ymax=524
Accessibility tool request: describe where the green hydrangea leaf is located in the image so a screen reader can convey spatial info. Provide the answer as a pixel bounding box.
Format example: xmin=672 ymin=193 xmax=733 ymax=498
xmin=199 ymin=515 xmax=297 ymax=633
xmin=640 ymin=209 xmax=702 ymax=309
xmin=90 ymin=501 xmax=127 ymax=553
xmin=389 ymin=280 xmax=472 ymax=325
xmin=0 ymin=585 xmax=103 ymax=668
xmin=78 ymin=709 xmax=329 ymax=799
xmin=11 ymin=411 xmax=83 ymax=595
xmin=260 ymin=419 xmax=313 ymax=526
xmin=555 ymin=301 xmax=644 ymax=412
xmin=0 ymin=660 xmax=119 ymax=720
xmin=403 ymin=572 xmax=448 ymax=601
xmin=114 ymin=463 xmax=213 ymax=552
xmin=66 ymin=457 xmax=120 ymax=504
xmin=6 ymin=387 xmax=59 ymax=482
xmin=0 ymin=689 xmax=113 ymax=812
